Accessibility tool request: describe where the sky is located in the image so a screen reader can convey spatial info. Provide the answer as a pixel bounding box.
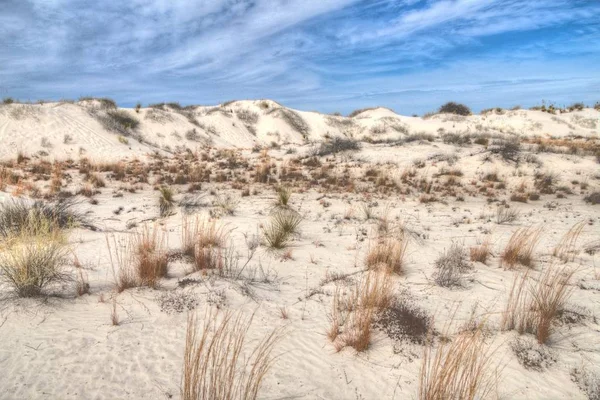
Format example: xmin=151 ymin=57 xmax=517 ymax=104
xmin=1 ymin=0 xmax=599 ymax=115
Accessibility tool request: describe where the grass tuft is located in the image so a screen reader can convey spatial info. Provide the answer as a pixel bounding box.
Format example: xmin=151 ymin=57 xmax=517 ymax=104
xmin=182 ymin=309 xmax=282 ymax=400
xmin=501 ymin=227 xmax=542 ymax=269
xmin=262 ymin=209 xmax=302 ymax=249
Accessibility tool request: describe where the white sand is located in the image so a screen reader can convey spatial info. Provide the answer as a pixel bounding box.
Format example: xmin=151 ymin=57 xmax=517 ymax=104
xmin=0 ymin=100 xmax=599 ymax=399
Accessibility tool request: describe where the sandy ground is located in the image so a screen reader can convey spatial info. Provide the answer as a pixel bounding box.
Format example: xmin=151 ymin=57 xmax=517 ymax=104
xmin=0 ymin=100 xmax=599 ymax=399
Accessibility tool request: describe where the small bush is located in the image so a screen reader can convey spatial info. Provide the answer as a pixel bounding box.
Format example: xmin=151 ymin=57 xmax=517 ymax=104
xmin=272 ymin=108 xmax=309 ymax=138
xmin=438 ymin=102 xmax=471 ymax=116
xmin=0 ymin=198 xmax=84 ymax=237
xmin=495 ymin=206 xmax=519 ymax=224
xmin=584 ymin=191 xmax=600 ymax=205
xmin=185 ymin=128 xmax=200 ymax=141
xmin=490 ymin=138 xmax=521 ymax=162
xmin=96 ymin=110 xmax=139 ymax=134
xmin=373 ymin=296 xmax=432 ymax=345
xmin=315 ymin=137 xmax=360 ymax=156
xmin=2 ymin=97 xmax=15 ymax=105
xmin=236 ymin=109 xmax=259 ymax=124
xmin=567 ymin=102 xmax=585 ymax=112
xmin=433 ymin=242 xmax=471 ymax=287
xmin=442 ymin=133 xmax=471 ymax=145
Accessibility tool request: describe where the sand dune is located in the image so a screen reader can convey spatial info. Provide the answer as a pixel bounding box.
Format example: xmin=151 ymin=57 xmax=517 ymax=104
xmin=0 ymin=99 xmax=599 ymax=400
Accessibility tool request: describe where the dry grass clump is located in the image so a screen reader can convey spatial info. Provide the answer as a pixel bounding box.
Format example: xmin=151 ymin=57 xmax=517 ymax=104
xmin=365 ymin=236 xmax=408 ymax=274
xmin=182 ymin=216 xmax=226 ymax=257
xmin=418 ymin=323 xmax=499 ymax=400
xmin=182 ymin=217 xmax=228 ymax=272
xmin=0 ymin=217 xmax=69 ymax=297
xmin=262 ymin=209 xmax=302 ymax=249
xmin=328 ymin=271 xmax=393 ymax=352
xmin=108 ymin=224 xmax=169 ymax=291
xmin=132 ymin=224 xmax=168 ymax=288
xmin=501 ymin=227 xmax=542 ymax=269
xmin=501 ymin=266 xmax=575 ymax=344
xmin=553 ymin=221 xmax=585 ymax=263
xmin=470 ymin=237 xmax=491 ymax=264
xmin=181 ymin=310 xmax=282 ymax=400
xmin=434 ymin=242 xmax=472 ymax=287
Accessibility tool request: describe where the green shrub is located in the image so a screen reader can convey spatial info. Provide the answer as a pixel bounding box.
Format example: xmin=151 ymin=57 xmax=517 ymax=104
xmin=438 ymin=102 xmax=471 ymax=116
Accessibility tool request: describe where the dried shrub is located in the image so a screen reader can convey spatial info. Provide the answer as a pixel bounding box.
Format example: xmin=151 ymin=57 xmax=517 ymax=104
xmin=0 ymin=198 xmax=85 ymax=237
xmin=510 ymin=337 xmax=556 ymax=370
xmin=434 ymin=242 xmax=472 ymax=287
xmin=584 ymin=191 xmax=600 ymax=205
xmin=495 ymin=206 xmax=519 ymax=224
xmin=490 ymin=138 xmax=521 ymax=162
xmin=236 ymin=109 xmax=259 ymax=124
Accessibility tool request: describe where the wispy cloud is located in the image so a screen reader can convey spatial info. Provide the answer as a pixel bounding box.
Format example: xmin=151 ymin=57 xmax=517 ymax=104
xmin=2 ymin=0 xmax=599 ymax=114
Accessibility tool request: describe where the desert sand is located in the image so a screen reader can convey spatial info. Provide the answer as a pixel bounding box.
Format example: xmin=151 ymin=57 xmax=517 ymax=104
xmin=0 ymin=99 xmax=599 ymax=399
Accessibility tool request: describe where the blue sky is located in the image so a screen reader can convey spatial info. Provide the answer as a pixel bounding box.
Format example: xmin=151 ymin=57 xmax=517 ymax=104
xmin=2 ymin=0 xmax=599 ymax=115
